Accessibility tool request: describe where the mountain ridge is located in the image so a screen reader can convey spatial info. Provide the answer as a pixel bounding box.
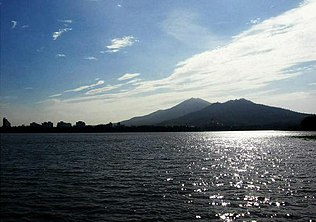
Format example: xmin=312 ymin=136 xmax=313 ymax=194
xmin=120 ymin=98 xmax=211 ymax=126
xmin=159 ymin=98 xmax=309 ymax=129
xmin=120 ymin=98 xmax=310 ymax=130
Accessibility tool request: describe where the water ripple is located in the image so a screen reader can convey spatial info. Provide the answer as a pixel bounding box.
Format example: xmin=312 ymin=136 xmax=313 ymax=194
xmin=1 ymin=131 xmax=316 ymax=221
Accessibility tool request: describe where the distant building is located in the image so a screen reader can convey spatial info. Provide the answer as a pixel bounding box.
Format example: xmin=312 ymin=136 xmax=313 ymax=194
xmin=57 ymin=121 xmax=72 ymax=128
xmin=75 ymin=121 xmax=86 ymax=128
xmin=2 ymin=118 xmax=11 ymax=128
xmin=42 ymin=121 xmax=53 ymax=128
xmin=30 ymin=122 xmax=41 ymax=127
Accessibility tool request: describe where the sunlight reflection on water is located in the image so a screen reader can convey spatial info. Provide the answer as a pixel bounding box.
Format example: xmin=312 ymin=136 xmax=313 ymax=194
xmin=1 ymin=131 xmax=316 ymax=221
xmin=168 ymin=131 xmax=316 ymax=221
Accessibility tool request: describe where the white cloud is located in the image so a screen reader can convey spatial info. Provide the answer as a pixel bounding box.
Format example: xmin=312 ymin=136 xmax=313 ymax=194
xmin=34 ymin=1 xmax=316 ymax=124
xmin=24 ymin=87 xmax=33 ymax=90
xmin=58 ymin=19 xmax=73 ymax=24
xmin=128 ymin=0 xmax=316 ymax=98
xmin=77 ymin=0 xmax=315 ymax=107
xmin=52 ymin=28 xmax=72 ymax=40
xmin=65 ymin=80 xmax=105 ymax=93
xmin=126 ymin=78 xmax=142 ymax=85
xmin=49 ymin=93 xmax=62 ymax=98
xmin=107 ymin=49 xmax=119 ymax=53
xmin=106 ymin=36 xmax=138 ymax=52
xmin=11 ymin=20 xmax=17 ymax=29
xmin=56 ymin=54 xmax=66 ymax=57
xmin=85 ymin=84 xmax=122 ymax=95
xmin=36 ymin=98 xmax=61 ymax=104
xmin=118 ymin=73 xmax=140 ymax=81
xmin=253 ymin=90 xmax=316 ymax=114
xmin=250 ymin=18 xmax=261 ymax=24
xmin=22 ymin=25 xmax=29 ymax=28
xmin=84 ymin=56 xmax=98 ymax=60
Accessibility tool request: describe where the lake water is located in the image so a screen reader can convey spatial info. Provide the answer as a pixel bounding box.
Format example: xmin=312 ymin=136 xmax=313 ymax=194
xmin=1 ymin=131 xmax=316 ymax=221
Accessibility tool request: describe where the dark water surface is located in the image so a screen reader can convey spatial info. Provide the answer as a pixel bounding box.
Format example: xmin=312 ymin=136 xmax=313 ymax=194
xmin=1 ymin=131 xmax=316 ymax=221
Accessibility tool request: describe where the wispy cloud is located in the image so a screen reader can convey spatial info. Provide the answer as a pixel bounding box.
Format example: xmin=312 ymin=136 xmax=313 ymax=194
xmin=58 ymin=19 xmax=73 ymax=24
xmin=24 ymin=87 xmax=33 ymax=90
xmin=84 ymin=56 xmax=98 ymax=61
xmin=85 ymin=84 xmax=122 ymax=95
xmin=49 ymin=93 xmax=62 ymax=98
xmin=37 ymin=98 xmax=61 ymax=104
xmin=11 ymin=20 xmax=17 ymax=29
xmin=118 ymin=73 xmax=140 ymax=81
xmin=67 ymin=1 xmax=316 ymax=104
xmin=22 ymin=25 xmax=29 ymax=28
xmin=52 ymin=28 xmax=72 ymax=40
xmin=65 ymin=80 xmax=105 ymax=93
xmin=56 ymin=53 xmax=66 ymax=57
xmin=162 ymin=10 xmax=223 ymax=49
xmin=39 ymin=1 xmax=316 ymax=123
xmin=250 ymin=18 xmax=261 ymax=24
xmin=106 ymin=36 xmax=138 ymax=53
xmin=127 ymin=0 xmax=316 ymax=98
xmin=126 ymin=78 xmax=142 ymax=85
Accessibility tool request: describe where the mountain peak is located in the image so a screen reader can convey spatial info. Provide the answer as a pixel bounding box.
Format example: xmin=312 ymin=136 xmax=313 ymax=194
xmin=121 ymin=98 xmax=210 ymax=126
xmin=226 ymin=98 xmax=254 ymax=104
xmin=174 ymin=98 xmax=211 ymax=110
xmin=180 ymin=97 xmax=210 ymax=105
xmin=121 ymin=98 xmax=308 ymax=129
xmin=161 ymin=98 xmax=308 ymax=129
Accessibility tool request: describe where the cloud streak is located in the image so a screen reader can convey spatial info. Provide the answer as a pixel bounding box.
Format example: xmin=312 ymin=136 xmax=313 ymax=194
xmin=118 ymin=73 xmax=140 ymax=81
xmin=11 ymin=20 xmax=17 ymax=29
xmin=39 ymin=1 xmax=316 ymax=123
xmin=106 ymin=36 xmax=138 ymax=52
xmin=53 ymin=28 xmax=72 ymax=40
xmin=49 ymin=94 xmax=62 ymax=98
xmin=65 ymin=80 xmax=105 ymax=93
xmin=162 ymin=10 xmax=223 ymax=49
xmin=56 ymin=54 xmax=66 ymax=57
xmin=58 ymin=19 xmax=73 ymax=24
xmin=126 ymin=0 xmax=316 ymax=98
xmin=85 ymin=84 xmax=122 ymax=95
xmin=84 ymin=56 xmax=98 ymax=61
xmin=66 ymin=1 xmax=315 ymax=103
xmin=249 ymin=18 xmax=261 ymax=24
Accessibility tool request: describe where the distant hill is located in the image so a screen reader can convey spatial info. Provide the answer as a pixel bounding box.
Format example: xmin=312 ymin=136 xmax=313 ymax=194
xmin=160 ymin=98 xmax=309 ymax=129
xmin=121 ymin=98 xmax=211 ymax=126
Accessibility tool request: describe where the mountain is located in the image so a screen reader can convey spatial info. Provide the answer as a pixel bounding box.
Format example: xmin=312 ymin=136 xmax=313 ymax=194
xmin=160 ymin=98 xmax=309 ymax=129
xmin=121 ymin=98 xmax=211 ymax=126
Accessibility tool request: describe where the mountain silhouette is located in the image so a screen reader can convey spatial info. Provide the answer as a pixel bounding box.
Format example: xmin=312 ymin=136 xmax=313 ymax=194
xmin=160 ymin=98 xmax=309 ymax=129
xmin=121 ymin=98 xmax=211 ymax=126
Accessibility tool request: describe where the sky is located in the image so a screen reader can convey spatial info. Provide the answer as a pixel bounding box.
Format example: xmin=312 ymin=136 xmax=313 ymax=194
xmin=1 ymin=0 xmax=316 ymax=126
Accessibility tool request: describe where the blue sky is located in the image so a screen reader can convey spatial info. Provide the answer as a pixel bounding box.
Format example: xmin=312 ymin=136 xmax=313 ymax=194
xmin=1 ymin=0 xmax=316 ymax=125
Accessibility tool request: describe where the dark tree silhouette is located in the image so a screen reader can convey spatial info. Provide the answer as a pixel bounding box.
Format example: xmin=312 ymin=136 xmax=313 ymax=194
xmin=2 ymin=118 xmax=11 ymax=128
xmin=301 ymin=115 xmax=316 ymax=131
